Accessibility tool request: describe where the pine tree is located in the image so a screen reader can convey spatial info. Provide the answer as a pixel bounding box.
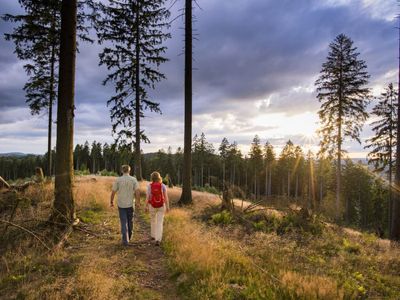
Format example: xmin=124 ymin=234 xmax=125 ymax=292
xmin=3 ymin=0 xmax=92 ymax=177
xmin=227 ymin=141 xmax=241 ymax=186
xmin=52 ymin=0 xmax=77 ymax=223
xmin=278 ymin=140 xmax=296 ymax=197
xmin=219 ymin=137 xmax=229 ymax=184
xmin=179 ymin=0 xmax=194 ymax=205
xmin=316 ymin=34 xmax=370 ymax=219
xmin=263 ymin=142 xmax=275 ymax=197
xmin=3 ymin=0 xmax=61 ymax=177
xmin=95 ymin=0 xmax=171 ymax=180
xmin=392 ymin=18 xmax=400 ymax=240
xmin=365 ymin=83 xmax=397 ymax=233
xmin=249 ymin=135 xmax=263 ymax=199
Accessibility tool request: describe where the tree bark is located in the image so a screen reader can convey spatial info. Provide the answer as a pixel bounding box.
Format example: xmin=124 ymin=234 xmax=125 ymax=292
xmin=52 ymin=0 xmax=77 ymax=223
xmin=391 ymin=21 xmax=400 ymax=239
xmin=134 ymin=0 xmax=142 ymax=181
xmin=179 ymin=0 xmax=193 ymax=205
xmin=47 ymin=8 xmax=57 ymax=178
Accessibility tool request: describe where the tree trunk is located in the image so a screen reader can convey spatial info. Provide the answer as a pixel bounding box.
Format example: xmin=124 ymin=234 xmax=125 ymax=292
xmin=52 ymin=0 xmax=77 ymax=223
xmin=295 ymin=174 xmax=299 ymax=199
xmin=265 ymin=166 xmax=268 ymax=197
xmin=287 ymin=171 xmax=290 ymax=197
xmin=201 ymin=163 xmax=204 ymax=187
xmin=134 ymin=1 xmax=142 ymax=180
xmin=391 ymin=21 xmax=400 ymax=239
xmin=268 ymin=168 xmax=272 ymax=196
xmin=47 ymin=36 xmax=56 ymax=178
xmin=233 ymin=164 xmax=236 ymax=186
xmin=179 ymin=0 xmax=193 ymax=205
xmin=222 ymin=161 xmax=225 ymax=184
xmin=338 ymin=63 xmax=343 ymax=220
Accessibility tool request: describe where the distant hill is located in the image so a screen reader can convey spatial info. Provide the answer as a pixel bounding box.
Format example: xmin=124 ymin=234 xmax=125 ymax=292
xmin=0 ymin=152 xmax=33 ymax=158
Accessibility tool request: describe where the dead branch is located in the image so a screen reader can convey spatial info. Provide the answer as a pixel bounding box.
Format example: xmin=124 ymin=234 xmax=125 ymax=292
xmin=0 ymin=219 xmax=51 ymax=251
xmin=0 ymin=176 xmax=10 ymax=189
xmin=2 ymin=198 xmax=20 ymax=236
xmin=52 ymin=218 xmax=80 ymax=251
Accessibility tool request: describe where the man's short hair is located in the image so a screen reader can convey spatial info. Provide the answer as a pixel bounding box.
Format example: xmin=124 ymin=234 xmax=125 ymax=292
xmin=121 ymin=165 xmax=131 ymax=174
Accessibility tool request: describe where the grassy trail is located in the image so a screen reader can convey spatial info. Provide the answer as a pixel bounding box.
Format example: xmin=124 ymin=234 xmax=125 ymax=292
xmin=0 ymin=178 xmax=179 ymax=300
xmin=62 ymin=191 xmax=179 ymax=299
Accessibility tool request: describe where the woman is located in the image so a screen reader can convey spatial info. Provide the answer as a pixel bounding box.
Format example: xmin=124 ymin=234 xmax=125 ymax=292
xmin=146 ymin=171 xmax=170 ymax=245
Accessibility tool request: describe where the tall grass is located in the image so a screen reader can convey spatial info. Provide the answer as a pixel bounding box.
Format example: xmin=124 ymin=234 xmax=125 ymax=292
xmin=163 ymin=209 xmax=341 ymax=299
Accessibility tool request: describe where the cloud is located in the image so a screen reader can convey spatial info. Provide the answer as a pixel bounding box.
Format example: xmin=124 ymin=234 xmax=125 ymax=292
xmin=0 ymin=0 xmax=397 ymax=157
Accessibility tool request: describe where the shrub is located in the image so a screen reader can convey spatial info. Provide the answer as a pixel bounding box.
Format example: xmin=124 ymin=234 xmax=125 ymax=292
xmin=211 ymin=210 xmax=232 ymax=225
xmin=74 ymin=169 xmax=90 ymax=176
xmin=277 ymin=210 xmax=323 ymax=236
xmin=99 ymin=169 xmax=118 ymax=177
xmin=192 ymin=185 xmax=220 ymax=195
xmin=342 ymin=238 xmax=361 ymax=255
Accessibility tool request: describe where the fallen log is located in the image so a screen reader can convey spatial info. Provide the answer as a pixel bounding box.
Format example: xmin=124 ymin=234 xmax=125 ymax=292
xmin=0 ymin=176 xmax=10 ymax=189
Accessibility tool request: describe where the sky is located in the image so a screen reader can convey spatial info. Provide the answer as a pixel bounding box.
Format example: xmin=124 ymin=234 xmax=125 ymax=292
xmin=0 ymin=0 xmax=398 ymax=158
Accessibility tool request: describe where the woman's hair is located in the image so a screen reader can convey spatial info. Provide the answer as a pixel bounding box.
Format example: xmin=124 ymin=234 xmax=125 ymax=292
xmin=151 ymin=171 xmax=162 ymax=183
xmin=121 ymin=165 xmax=131 ymax=174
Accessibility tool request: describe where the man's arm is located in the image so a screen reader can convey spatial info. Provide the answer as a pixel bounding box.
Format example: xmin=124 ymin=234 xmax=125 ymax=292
xmin=110 ymin=190 xmax=116 ymax=207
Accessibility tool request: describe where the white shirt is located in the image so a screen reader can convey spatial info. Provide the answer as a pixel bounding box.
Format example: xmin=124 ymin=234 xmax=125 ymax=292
xmin=112 ymin=174 xmax=139 ymax=208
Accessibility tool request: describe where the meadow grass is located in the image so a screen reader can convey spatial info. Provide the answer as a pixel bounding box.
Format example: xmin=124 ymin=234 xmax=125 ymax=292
xmin=162 ymin=203 xmax=400 ymax=299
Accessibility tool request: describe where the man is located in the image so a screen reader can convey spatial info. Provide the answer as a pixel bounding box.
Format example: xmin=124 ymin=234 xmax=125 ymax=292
xmin=110 ymin=165 xmax=140 ymax=246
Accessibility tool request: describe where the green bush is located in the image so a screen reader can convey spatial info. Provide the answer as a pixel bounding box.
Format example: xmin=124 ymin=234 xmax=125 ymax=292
xmin=277 ymin=211 xmax=323 ymax=236
xmin=192 ymin=185 xmax=220 ymax=195
xmin=99 ymin=169 xmax=118 ymax=177
xmin=342 ymin=238 xmax=361 ymax=255
xmin=211 ymin=210 xmax=232 ymax=225
xmin=74 ymin=169 xmax=90 ymax=176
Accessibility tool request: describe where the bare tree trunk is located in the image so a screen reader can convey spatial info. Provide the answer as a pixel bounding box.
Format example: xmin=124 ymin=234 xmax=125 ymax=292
xmin=287 ymin=171 xmax=290 ymax=197
xmin=338 ymin=69 xmax=343 ymax=220
xmin=391 ymin=21 xmax=400 ymax=239
xmin=295 ymin=174 xmax=298 ymax=199
xmin=179 ymin=0 xmax=193 ymax=205
xmin=134 ymin=1 xmax=142 ymax=181
xmin=268 ymin=167 xmax=272 ymax=196
xmin=201 ymin=163 xmax=204 ymax=187
xmin=265 ymin=166 xmax=268 ymax=197
xmin=47 ymin=35 xmax=56 ymax=178
xmin=52 ymin=0 xmax=77 ymax=223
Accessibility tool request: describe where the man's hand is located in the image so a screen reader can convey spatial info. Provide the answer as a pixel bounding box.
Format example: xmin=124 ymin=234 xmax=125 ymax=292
xmin=110 ymin=190 xmax=116 ymax=208
xmin=145 ymin=205 xmax=149 ymax=213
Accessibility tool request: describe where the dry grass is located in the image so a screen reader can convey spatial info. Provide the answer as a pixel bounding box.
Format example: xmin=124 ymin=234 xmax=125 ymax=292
xmin=0 ymin=176 xmax=164 ymax=300
xmin=2 ymin=176 xmax=400 ymax=299
xmin=280 ymin=271 xmax=344 ymax=299
xmin=162 ymin=187 xmax=400 ymax=299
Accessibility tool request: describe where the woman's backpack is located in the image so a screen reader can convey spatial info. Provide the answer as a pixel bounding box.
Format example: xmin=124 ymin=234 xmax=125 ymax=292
xmin=150 ymin=182 xmax=165 ymax=208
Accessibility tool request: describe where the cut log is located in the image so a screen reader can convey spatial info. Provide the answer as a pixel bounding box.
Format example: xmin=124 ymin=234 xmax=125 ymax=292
xmin=0 ymin=176 xmax=10 ymax=189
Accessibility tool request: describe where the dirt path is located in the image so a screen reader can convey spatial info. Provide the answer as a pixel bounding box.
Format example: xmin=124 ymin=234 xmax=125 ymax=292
xmin=130 ymin=213 xmax=178 ymax=299
xmin=62 ymin=206 xmax=179 ymax=300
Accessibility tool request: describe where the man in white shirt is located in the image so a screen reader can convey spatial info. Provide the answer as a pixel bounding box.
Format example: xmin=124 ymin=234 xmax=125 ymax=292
xmin=110 ymin=165 xmax=140 ymax=246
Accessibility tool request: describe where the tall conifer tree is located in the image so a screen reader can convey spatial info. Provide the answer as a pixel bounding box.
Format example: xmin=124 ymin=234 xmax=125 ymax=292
xmin=315 ymin=34 xmax=370 ymax=219
xmin=3 ymin=0 xmax=92 ymax=176
xmin=365 ymin=83 xmax=397 ymax=233
xmin=179 ymin=0 xmax=194 ymax=205
xmin=95 ymin=0 xmax=171 ymax=180
xmin=3 ymin=0 xmax=61 ymax=177
xmin=52 ymin=0 xmax=77 ymax=223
